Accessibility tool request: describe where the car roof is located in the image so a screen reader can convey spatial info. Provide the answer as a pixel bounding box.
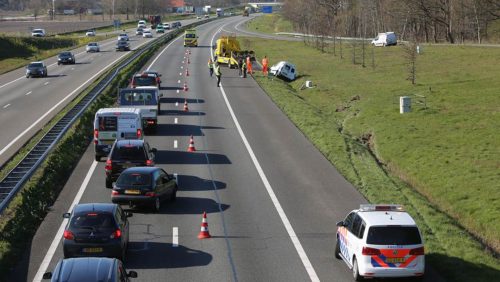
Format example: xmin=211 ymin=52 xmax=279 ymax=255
xmin=73 ymin=203 xmax=116 ymax=215
xmin=30 ymin=61 xmax=43 ymax=64
xmin=96 ymin=107 xmax=141 ymax=114
xmin=52 ymin=257 xmax=117 ymax=282
xmin=357 ymin=210 xmax=417 ymax=226
xmin=122 ymin=166 xmax=159 ymax=173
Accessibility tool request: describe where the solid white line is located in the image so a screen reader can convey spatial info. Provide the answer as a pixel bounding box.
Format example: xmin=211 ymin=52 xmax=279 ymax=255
xmin=174 ymin=117 xmax=178 ymax=124
xmin=32 ymin=161 xmax=98 ymax=282
xmin=25 ymin=91 xmax=32 ymax=96
xmin=174 ymin=140 xmax=178 ymax=148
xmin=3 ymin=104 xmax=11 ymax=109
xmin=210 ymin=23 xmax=320 ymax=282
xmin=172 ymin=227 xmax=179 ymax=247
xmin=44 ymin=82 xmax=49 ymax=85
xmin=0 ymin=40 xmax=148 ymax=157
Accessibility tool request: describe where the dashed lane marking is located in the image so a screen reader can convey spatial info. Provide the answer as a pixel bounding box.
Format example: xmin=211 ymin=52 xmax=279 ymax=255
xmin=174 ymin=117 xmax=178 ymax=124
xmin=3 ymin=104 xmax=11 ymax=109
xmin=25 ymin=91 xmax=32 ymax=96
xmin=174 ymin=140 xmax=178 ymax=148
xmin=173 ymin=227 xmax=179 ymax=247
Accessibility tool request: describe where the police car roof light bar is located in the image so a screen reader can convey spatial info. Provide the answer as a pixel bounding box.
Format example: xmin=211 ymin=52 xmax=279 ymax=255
xmin=359 ymin=204 xmax=404 ymax=212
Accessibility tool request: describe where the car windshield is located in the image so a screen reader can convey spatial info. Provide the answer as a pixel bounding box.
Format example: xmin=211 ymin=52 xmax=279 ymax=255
xmin=29 ymin=63 xmax=43 ymax=68
xmin=70 ymin=213 xmax=115 ymax=230
xmin=112 ymin=145 xmax=147 ymax=161
xmin=366 ymin=226 xmax=422 ymax=245
xmin=116 ymin=172 xmax=152 ymax=187
xmin=120 ymin=90 xmax=158 ymax=106
xmin=120 ymin=34 xmax=127 ymax=37
xmin=60 ymin=52 xmax=71 ymax=56
xmin=133 ymin=76 xmax=156 ymax=86
xmin=185 ymin=33 xmax=195 ymax=38
xmin=33 ymin=29 xmax=43 ymax=33
xmin=88 ymin=43 xmax=97 ymax=46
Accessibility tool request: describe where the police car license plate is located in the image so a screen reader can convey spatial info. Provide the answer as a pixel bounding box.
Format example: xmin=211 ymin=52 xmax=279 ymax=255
xmin=82 ymin=247 xmax=103 ymax=253
xmin=386 ymin=257 xmax=405 ymax=263
xmin=125 ymin=190 xmax=140 ymax=195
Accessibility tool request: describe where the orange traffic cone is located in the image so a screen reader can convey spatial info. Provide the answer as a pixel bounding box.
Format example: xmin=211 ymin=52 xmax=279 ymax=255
xmin=197 ymin=212 xmax=211 ymax=239
xmin=183 ymin=100 xmax=189 ymax=112
xmin=183 ymin=81 xmax=188 ymax=91
xmin=187 ymin=135 xmax=196 ymax=152
xmin=185 ymin=68 xmax=190 ymax=76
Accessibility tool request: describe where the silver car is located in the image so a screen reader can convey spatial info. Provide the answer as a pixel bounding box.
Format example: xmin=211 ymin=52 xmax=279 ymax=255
xmin=86 ymin=42 xmax=100 ymax=52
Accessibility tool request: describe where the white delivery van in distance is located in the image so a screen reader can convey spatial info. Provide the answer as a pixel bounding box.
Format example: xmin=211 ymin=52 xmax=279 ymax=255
xmin=93 ymin=108 xmax=143 ymax=161
xmin=371 ymin=32 xmax=397 ymax=47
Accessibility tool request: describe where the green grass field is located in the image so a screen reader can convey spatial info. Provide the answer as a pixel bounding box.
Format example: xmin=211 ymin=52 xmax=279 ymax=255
xmin=240 ymin=14 xmax=500 ymax=281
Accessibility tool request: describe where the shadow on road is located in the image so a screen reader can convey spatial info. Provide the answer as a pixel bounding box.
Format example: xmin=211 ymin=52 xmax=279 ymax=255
xmin=160 ymin=110 xmax=206 ymax=116
xmin=155 ymin=150 xmax=231 ymax=165
xmin=161 ymin=196 xmax=229 ymax=214
xmin=126 ymin=242 xmax=212 ymax=269
xmin=160 ymin=86 xmax=183 ymax=91
xmin=176 ymin=174 xmax=226 ymax=191
xmin=155 ymin=124 xmax=223 ymax=137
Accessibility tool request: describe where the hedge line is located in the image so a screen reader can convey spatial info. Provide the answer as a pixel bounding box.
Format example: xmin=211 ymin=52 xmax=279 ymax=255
xmin=0 ymin=40 xmax=162 ymax=276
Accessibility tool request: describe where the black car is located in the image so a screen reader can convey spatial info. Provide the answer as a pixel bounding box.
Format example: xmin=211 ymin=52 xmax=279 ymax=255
xmin=116 ymin=40 xmax=131 ymax=51
xmin=112 ymin=167 xmax=178 ymax=211
xmin=57 ymin=51 xmax=76 ymax=65
xmin=26 ymin=61 xmax=47 ymax=78
xmin=62 ymin=203 xmax=131 ymax=260
xmin=43 ymin=257 xmax=137 ymax=282
xmin=105 ymin=139 xmax=156 ymax=188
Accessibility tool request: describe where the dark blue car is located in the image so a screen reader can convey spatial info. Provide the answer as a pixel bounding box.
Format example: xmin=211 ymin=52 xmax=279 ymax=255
xmin=43 ymin=257 xmax=137 ymax=281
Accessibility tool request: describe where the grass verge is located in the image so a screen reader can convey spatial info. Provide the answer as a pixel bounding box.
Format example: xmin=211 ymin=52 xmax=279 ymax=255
xmin=240 ymin=15 xmax=500 ymax=282
xmin=0 ymin=38 xmax=162 ymax=277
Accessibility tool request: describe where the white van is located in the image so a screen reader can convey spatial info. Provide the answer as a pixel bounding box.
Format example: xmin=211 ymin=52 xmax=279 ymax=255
xmin=371 ymin=32 xmax=397 ymax=47
xmin=118 ymin=87 xmax=162 ymax=133
xmin=270 ymin=61 xmax=297 ymax=81
xmin=137 ymin=20 xmax=146 ymax=28
xmin=93 ymin=108 xmax=143 ymax=161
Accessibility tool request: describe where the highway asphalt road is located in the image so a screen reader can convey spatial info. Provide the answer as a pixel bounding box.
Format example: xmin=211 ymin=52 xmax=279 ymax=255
xmin=0 ymin=19 xmax=198 ymax=166
xmin=10 ymin=16 xmax=440 ymax=282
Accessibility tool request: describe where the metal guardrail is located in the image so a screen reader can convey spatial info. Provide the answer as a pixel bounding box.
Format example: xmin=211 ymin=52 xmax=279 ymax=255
xmin=0 ymin=20 xmax=210 ymax=213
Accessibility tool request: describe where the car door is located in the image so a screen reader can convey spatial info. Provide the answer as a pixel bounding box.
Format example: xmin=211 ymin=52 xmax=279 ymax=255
xmin=349 ymin=214 xmax=364 ymax=262
xmin=160 ymin=169 xmax=175 ymax=198
xmin=339 ymin=212 xmax=355 ymax=264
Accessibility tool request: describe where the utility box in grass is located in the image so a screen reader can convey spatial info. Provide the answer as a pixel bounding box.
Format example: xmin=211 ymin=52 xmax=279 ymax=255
xmin=400 ymin=96 xmax=411 ymax=113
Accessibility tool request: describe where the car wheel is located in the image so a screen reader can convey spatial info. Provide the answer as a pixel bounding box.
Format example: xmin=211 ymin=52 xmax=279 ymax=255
xmin=105 ymin=177 xmax=113 ymax=188
xmin=26 ymin=74 xmax=30 ymax=78
xmin=57 ymin=62 xmax=60 ymax=65
xmin=95 ymin=155 xmax=100 ymax=162
xmin=170 ymin=185 xmax=178 ymax=202
xmin=152 ymin=197 xmax=160 ymax=212
xmin=335 ymin=238 xmax=341 ymax=259
xmin=353 ymin=257 xmax=363 ymax=281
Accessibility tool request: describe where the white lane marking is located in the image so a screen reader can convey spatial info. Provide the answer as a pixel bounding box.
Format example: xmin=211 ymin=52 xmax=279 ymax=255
xmin=175 ymin=101 xmax=179 ymax=107
xmin=71 ymin=67 xmax=75 ymax=70
xmin=182 ymin=61 xmax=185 ymax=64
xmin=0 ymin=39 xmax=150 ymax=158
xmin=3 ymin=104 xmax=11 ymax=109
xmin=25 ymin=91 xmax=32 ymax=96
xmin=179 ymin=72 xmax=182 ymax=76
xmin=173 ymin=227 xmax=179 ymax=247
xmin=44 ymin=82 xmax=49 ymax=85
xmin=146 ymin=34 xmax=183 ymax=70
xmin=181 ymin=66 xmax=184 ymax=69
xmin=176 ymin=89 xmax=180 ymax=93
xmin=210 ymin=24 xmax=320 ymax=282
xmin=174 ymin=140 xmax=178 ymax=149
xmin=177 ymin=80 xmax=181 ymax=84
xmin=0 ymin=30 xmax=135 ymax=91
xmin=174 ymin=117 xmax=178 ymax=124
xmin=32 ymin=161 xmax=98 ymax=282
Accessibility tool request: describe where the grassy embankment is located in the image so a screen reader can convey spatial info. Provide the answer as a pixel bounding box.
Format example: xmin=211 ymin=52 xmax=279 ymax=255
xmin=241 ymin=14 xmax=500 ymax=282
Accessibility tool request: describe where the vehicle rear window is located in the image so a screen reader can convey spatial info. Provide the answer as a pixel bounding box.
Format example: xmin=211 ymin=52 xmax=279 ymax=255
xmin=185 ymin=33 xmax=195 ymax=38
xmin=112 ymin=145 xmax=146 ymax=160
xmin=366 ymin=226 xmax=422 ymax=245
xmin=98 ymin=116 xmax=117 ymax=131
xmin=117 ymin=173 xmax=152 ymax=187
xmin=133 ymin=76 xmax=157 ymax=86
xmin=70 ymin=213 xmax=115 ymax=230
xmin=120 ymin=90 xmax=158 ymax=106
xmin=29 ymin=63 xmax=43 ymax=68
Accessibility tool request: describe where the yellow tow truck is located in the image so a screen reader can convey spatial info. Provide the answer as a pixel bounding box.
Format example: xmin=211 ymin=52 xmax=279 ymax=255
xmin=183 ymin=29 xmax=198 ymax=47
xmin=214 ymin=35 xmax=255 ymax=68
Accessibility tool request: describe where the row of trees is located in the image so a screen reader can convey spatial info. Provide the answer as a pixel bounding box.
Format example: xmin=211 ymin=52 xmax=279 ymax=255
xmin=283 ymin=0 xmax=500 ymax=44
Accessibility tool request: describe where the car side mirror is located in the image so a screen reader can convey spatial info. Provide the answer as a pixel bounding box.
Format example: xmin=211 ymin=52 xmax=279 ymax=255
xmin=62 ymin=213 xmax=71 ymax=218
xmin=126 ymin=212 xmax=133 ymax=218
xmin=159 ymin=93 xmax=163 ymax=97
xmin=42 ymin=272 xmax=53 ymax=279
xmin=336 ymin=221 xmax=345 ymax=227
xmin=127 ymin=271 xmax=138 ymax=278
xmin=150 ymin=148 xmax=157 ymax=153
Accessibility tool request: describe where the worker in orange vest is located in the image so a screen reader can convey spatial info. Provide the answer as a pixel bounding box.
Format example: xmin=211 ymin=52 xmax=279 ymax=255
xmin=262 ymin=56 xmax=269 ymax=75
xmin=246 ymin=56 xmax=253 ymax=75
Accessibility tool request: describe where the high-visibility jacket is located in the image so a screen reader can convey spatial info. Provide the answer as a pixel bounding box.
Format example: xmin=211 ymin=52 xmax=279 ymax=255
xmin=208 ymin=59 xmax=213 ymax=69
xmin=214 ymin=65 xmax=221 ymax=76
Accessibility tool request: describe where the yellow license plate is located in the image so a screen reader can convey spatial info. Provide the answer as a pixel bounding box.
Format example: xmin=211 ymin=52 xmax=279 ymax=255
xmin=82 ymin=247 xmax=103 ymax=253
xmin=125 ymin=190 xmax=140 ymax=195
xmin=386 ymin=257 xmax=405 ymax=263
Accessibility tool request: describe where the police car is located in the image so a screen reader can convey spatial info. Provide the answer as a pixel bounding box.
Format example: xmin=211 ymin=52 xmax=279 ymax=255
xmin=335 ymin=204 xmax=425 ymax=281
